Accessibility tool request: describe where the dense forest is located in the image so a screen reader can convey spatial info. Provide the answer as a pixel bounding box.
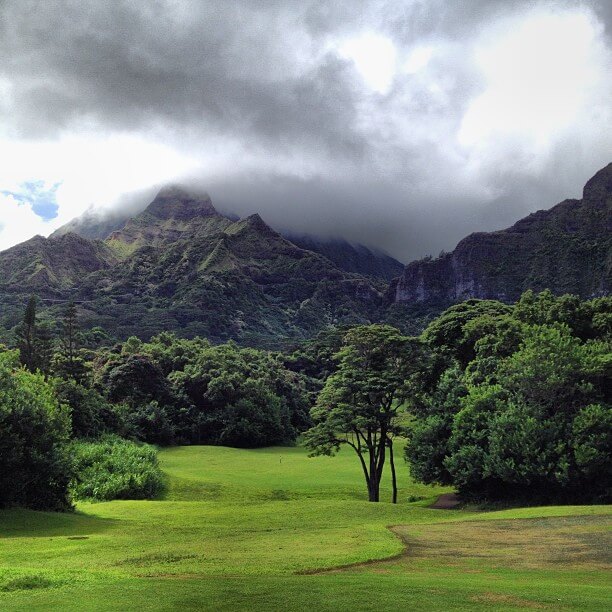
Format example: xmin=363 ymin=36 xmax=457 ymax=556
xmin=1 ymin=289 xmax=610 ymax=511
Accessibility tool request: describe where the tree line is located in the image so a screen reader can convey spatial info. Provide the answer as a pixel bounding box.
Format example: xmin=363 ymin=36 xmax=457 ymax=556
xmin=0 ymin=290 xmax=610 ymax=511
xmin=306 ymin=291 xmax=610 ymax=504
xmin=1 ymin=296 xmax=312 ymax=510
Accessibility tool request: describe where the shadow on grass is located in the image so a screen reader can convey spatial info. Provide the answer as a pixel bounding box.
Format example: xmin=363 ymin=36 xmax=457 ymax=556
xmin=0 ymin=508 xmax=118 ymax=539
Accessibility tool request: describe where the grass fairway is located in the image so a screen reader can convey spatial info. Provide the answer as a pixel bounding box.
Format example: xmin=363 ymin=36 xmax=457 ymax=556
xmin=1 ymin=445 xmax=610 ymax=611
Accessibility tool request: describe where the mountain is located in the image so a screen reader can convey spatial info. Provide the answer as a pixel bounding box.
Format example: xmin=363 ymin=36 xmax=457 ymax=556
xmin=1 ymin=164 xmax=610 ymax=344
xmin=283 ymin=234 xmax=404 ymax=281
xmin=390 ymin=163 xmax=612 ymax=305
xmin=51 ymin=191 xmax=403 ymax=282
xmin=0 ymin=233 xmax=116 ymax=297
xmin=0 ymin=188 xmax=386 ymax=345
xmin=50 ymin=210 xmax=130 ymax=241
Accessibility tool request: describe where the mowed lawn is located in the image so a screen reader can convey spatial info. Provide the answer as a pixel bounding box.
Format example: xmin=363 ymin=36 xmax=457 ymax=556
xmin=0 ymin=445 xmax=610 ymax=611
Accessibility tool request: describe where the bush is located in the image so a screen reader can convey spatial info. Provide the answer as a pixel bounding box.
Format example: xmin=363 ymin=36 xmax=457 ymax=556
xmin=0 ymin=351 xmax=72 ymax=511
xmin=70 ymin=436 xmax=164 ymax=501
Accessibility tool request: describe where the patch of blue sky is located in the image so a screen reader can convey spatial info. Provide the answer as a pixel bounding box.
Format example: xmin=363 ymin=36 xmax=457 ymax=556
xmin=1 ymin=180 xmax=61 ymax=221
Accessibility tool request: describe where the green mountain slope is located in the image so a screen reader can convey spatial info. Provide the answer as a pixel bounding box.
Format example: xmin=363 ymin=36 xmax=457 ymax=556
xmin=1 ymin=188 xmax=386 ymax=345
xmin=1 ymin=164 xmax=610 ymax=343
xmin=0 ymin=233 xmax=117 ymax=297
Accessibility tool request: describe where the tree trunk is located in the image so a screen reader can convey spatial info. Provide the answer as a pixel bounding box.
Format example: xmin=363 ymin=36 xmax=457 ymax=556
xmin=368 ymin=449 xmax=381 ymax=502
xmin=368 ymin=475 xmax=380 ymax=502
xmin=388 ymin=438 xmax=397 ymax=504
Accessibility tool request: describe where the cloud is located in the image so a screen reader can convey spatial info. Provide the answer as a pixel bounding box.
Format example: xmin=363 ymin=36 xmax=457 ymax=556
xmin=0 ymin=192 xmax=51 ymax=251
xmin=0 ymin=0 xmax=610 ymax=261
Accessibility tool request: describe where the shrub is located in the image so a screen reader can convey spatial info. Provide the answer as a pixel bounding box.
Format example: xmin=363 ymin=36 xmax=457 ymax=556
xmin=70 ymin=436 xmax=164 ymax=501
xmin=0 ymin=351 xmax=72 ymax=511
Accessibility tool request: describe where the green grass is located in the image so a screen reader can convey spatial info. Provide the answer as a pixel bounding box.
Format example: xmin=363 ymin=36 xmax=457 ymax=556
xmin=0 ymin=444 xmax=610 ymax=611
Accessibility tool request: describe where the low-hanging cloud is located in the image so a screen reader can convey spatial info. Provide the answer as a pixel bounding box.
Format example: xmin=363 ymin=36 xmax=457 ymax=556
xmin=0 ymin=0 xmax=610 ymax=261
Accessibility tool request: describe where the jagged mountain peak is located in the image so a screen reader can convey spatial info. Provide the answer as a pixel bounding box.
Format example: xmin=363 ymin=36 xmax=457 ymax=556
xmin=146 ymin=185 xmax=217 ymax=220
xmin=224 ymin=213 xmax=280 ymax=238
xmin=242 ymin=213 xmax=277 ymax=233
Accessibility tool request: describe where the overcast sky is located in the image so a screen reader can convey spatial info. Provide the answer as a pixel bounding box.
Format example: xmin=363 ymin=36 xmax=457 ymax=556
xmin=0 ymin=0 xmax=611 ymax=261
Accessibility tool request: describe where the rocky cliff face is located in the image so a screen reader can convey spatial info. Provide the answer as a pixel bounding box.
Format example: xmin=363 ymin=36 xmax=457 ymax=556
xmin=392 ymin=163 xmax=612 ymax=305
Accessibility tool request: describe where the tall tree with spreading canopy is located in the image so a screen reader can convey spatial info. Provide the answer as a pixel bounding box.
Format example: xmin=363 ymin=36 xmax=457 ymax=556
xmin=305 ymin=324 xmax=423 ymax=503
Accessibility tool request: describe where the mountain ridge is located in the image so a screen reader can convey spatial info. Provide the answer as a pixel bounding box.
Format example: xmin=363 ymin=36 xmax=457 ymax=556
xmin=391 ymin=163 xmax=612 ymax=305
xmin=50 ymin=194 xmax=406 ymax=280
xmin=1 ymin=164 xmax=610 ymax=344
xmin=1 ymin=187 xmax=389 ymax=344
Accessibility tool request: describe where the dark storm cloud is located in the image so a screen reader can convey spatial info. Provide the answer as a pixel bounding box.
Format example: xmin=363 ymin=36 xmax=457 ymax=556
xmin=1 ymin=0 xmax=610 ymax=261
xmin=0 ymin=0 xmax=364 ymax=156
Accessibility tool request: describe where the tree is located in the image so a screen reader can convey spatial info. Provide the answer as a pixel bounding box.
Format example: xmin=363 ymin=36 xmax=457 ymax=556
xmin=0 ymin=350 xmax=72 ymax=511
xmin=35 ymin=321 xmax=54 ymax=375
xmin=422 ymin=299 xmax=512 ymax=367
xmin=15 ymin=296 xmax=55 ymax=375
xmin=59 ymin=302 xmax=79 ymax=361
xmin=407 ymin=293 xmax=612 ymax=504
xmin=170 ymin=343 xmax=305 ymax=447
xmin=54 ymin=301 xmax=89 ymax=383
xmin=104 ymin=354 xmax=173 ymax=406
xmin=54 ymin=378 xmax=118 ymax=439
xmin=16 ymin=295 xmax=39 ymax=372
xmin=405 ymin=365 xmax=467 ymax=486
xmin=305 ymin=325 xmax=423 ymax=503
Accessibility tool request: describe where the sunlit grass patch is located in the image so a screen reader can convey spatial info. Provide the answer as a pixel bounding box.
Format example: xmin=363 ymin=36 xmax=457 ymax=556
xmin=0 ymin=444 xmax=610 ymax=610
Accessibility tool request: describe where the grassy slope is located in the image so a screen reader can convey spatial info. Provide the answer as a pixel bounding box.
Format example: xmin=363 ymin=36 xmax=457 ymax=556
xmin=0 ymin=445 xmax=610 ymax=611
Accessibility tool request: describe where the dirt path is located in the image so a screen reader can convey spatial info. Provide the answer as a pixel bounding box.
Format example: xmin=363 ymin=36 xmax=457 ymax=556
xmin=297 ymin=494 xmax=462 ymax=575
xmin=429 ymin=493 xmax=461 ymax=509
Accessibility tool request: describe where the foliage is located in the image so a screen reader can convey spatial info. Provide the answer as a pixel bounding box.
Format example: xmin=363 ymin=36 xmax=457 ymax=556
xmin=0 ymin=350 xmax=72 ymax=511
xmin=15 ymin=296 xmax=53 ymax=374
xmin=171 ymin=342 xmax=308 ymax=447
xmin=69 ymin=435 xmax=164 ymax=501
xmin=421 ymin=299 xmax=513 ymax=367
xmin=119 ymin=400 xmax=177 ymax=446
xmin=53 ymin=378 xmax=120 ymax=439
xmin=103 ymin=353 xmax=174 ymax=406
xmin=89 ymin=333 xmax=312 ymax=448
xmin=305 ymin=324 xmax=425 ymax=502
xmin=53 ymin=301 xmax=89 ymax=383
xmin=406 ymin=292 xmax=612 ymax=503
